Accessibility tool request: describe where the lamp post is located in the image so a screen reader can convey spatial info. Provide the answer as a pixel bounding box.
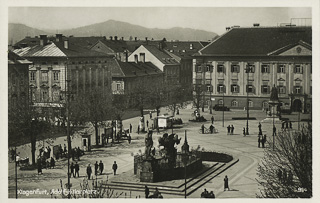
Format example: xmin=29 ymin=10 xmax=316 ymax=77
xmin=66 ymin=78 xmax=71 ymax=199
xmin=15 ymin=146 xmax=17 ymax=199
xmin=209 ymin=65 xmax=212 ymax=114
xmin=245 ymin=65 xmax=251 ymax=135
xmin=222 ymin=66 xmax=225 ymax=127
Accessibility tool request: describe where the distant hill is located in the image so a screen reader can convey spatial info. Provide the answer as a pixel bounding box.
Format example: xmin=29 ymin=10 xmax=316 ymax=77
xmin=59 ymin=20 xmax=218 ymax=41
xmin=8 ymin=23 xmax=52 ymax=45
xmin=9 ymin=20 xmax=217 ymax=44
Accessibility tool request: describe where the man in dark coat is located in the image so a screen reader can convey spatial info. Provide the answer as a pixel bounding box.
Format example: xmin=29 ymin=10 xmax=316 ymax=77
xmin=130 ymin=124 xmax=132 ymax=133
xmin=258 ymin=136 xmax=261 ymax=148
xmin=50 ymin=157 xmax=55 ymax=169
xmin=75 ymin=162 xmax=80 ymax=178
xmin=112 ymin=161 xmax=118 ymax=175
xmin=138 ymin=125 xmax=140 ymax=134
xmin=145 ymin=185 xmax=150 ymax=198
xmin=224 ymin=175 xmax=230 ymax=191
xmin=128 ymin=134 xmax=132 ymax=144
xmin=70 ymin=162 xmax=75 ymax=177
xmin=210 ymin=125 xmax=214 ymax=134
xmin=37 ymin=157 xmax=42 ymax=175
xmin=94 ymin=161 xmax=99 ymax=176
xmin=99 ymin=160 xmax=104 ymax=175
xmin=87 ymin=164 xmax=92 ymax=180
xmin=211 ymin=116 xmax=214 ymax=124
xmin=146 ymin=120 xmax=149 ymax=128
xmin=243 ymin=128 xmax=246 ymax=137
xmin=201 ymin=124 xmax=205 ymax=134
xmin=227 ymin=125 xmax=231 ymax=135
xmin=231 ymin=125 xmax=234 ymax=135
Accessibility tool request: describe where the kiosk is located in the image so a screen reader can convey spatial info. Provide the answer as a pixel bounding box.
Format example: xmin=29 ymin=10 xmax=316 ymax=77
xmin=81 ymin=133 xmax=91 ymax=152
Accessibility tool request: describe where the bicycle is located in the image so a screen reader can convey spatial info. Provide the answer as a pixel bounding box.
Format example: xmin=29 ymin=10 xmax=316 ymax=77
xmin=198 ymin=127 xmax=210 ymax=134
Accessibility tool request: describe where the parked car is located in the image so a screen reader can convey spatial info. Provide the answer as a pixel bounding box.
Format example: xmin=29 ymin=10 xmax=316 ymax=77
xmin=214 ymin=104 xmax=230 ymax=111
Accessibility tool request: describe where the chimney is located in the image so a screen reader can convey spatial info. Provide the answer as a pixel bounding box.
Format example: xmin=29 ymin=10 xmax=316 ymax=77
xmin=114 ymin=36 xmax=118 ymax=41
xmin=64 ymin=40 xmax=69 ymax=49
xmin=140 ymin=53 xmax=145 ymax=63
xmin=40 ymin=35 xmax=47 ymax=46
xmin=253 ymin=23 xmax=260 ymax=27
xmin=125 ymin=50 xmax=128 ymax=62
xmin=145 ymin=37 xmax=148 ymax=45
xmin=56 ymin=34 xmax=63 ymax=42
xmin=134 ymin=54 xmax=138 ymax=63
xmin=110 ymin=36 xmax=113 ymax=40
xmin=121 ymin=37 xmax=124 ymax=41
xmin=159 ymin=42 xmax=163 ymax=50
xmin=226 ymin=27 xmax=230 ymax=31
xmin=134 ymin=37 xmax=137 ymax=42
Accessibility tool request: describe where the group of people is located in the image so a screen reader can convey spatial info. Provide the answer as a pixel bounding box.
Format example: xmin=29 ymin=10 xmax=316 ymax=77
xmin=258 ymin=134 xmax=267 ymax=148
xmin=227 ymin=125 xmax=235 ymax=135
xmin=37 ymin=156 xmax=55 ymax=175
xmin=201 ymin=189 xmax=215 ymax=198
xmin=70 ymin=161 xmax=80 ymax=178
xmin=145 ymin=186 xmax=163 ymax=198
xmin=39 ymin=146 xmax=51 ymax=160
xmin=85 ymin=161 xmax=117 ymax=180
xmin=282 ymin=121 xmax=293 ymax=129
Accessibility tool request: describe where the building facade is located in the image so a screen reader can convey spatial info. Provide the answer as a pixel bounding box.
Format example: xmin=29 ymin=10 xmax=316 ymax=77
xmin=193 ymin=26 xmax=312 ymax=112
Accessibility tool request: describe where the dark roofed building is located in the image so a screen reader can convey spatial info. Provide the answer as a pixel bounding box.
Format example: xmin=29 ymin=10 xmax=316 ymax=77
xmin=193 ymin=26 xmax=312 ymax=113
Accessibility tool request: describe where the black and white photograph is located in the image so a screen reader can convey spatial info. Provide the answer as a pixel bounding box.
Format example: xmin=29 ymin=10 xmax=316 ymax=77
xmin=2 ymin=0 xmax=319 ymax=200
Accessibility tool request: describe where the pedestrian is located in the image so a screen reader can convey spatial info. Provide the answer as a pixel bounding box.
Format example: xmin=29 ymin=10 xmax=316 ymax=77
xmin=261 ymin=135 xmax=265 ymax=148
xmin=210 ymin=125 xmax=214 ymax=134
xmin=227 ymin=125 xmax=231 ymax=135
xmin=138 ymin=125 xmax=140 ymax=134
xmin=128 ymin=134 xmax=132 ymax=144
xmin=153 ymin=187 xmax=159 ymax=198
xmin=87 ymin=164 xmax=92 ymax=180
xmin=75 ymin=162 xmax=80 ymax=178
xmin=112 ymin=161 xmax=118 ymax=175
xmin=282 ymin=121 xmax=285 ymax=129
xmin=150 ymin=111 xmax=152 ymax=119
xmin=286 ymin=121 xmax=289 ymax=129
xmin=64 ymin=144 xmax=67 ymax=154
xmin=71 ymin=148 xmax=75 ymax=160
xmin=231 ymin=125 xmax=234 ymax=135
xmin=99 ymin=160 xmax=104 ymax=175
xmin=224 ymin=175 xmax=230 ymax=191
xmin=130 ymin=124 xmax=132 ymax=133
xmin=70 ymin=162 xmax=75 ymax=177
xmin=177 ymin=108 xmax=179 ymax=115
xmin=94 ymin=161 xmax=99 ymax=176
xmin=37 ymin=157 xmax=42 ymax=175
xmin=263 ymin=134 xmax=267 ymax=147
xmin=77 ymin=147 xmax=81 ymax=160
xmin=289 ymin=121 xmax=292 ymax=129
xmin=211 ymin=116 xmax=214 ymax=124
xmin=258 ymin=136 xmax=261 ymax=148
xmin=243 ymin=127 xmax=246 ymax=137
xmin=201 ymin=124 xmax=205 ymax=134
xmin=50 ymin=157 xmax=55 ymax=169
xmin=146 ymin=120 xmax=149 ymax=128
xmin=201 ymin=188 xmax=208 ymax=198
xmin=273 ymin=126 xmax=277 ymax=136
xmin=209 ymin=191 xmax=215 ymax=198
xmin=145 ymin=185 xmax=150 ymax=198
xmin=258 ymin=122 xmax=262 ymax=132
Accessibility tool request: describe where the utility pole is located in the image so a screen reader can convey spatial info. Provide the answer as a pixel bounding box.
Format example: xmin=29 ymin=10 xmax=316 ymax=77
xmin=209 ymin=65 xmax=212 ymax=114
xmin=65 ymin=60 xmax=71 ymax=199
xmin=184 ymin=130 xmax=187 ymax=198
xmin=15 ymin=146 xmax=17 ymax=199
xmin=246 ymin=65 xmax=250 ymax=135
xmin=222 ymin=66 xmax=225 ymax=127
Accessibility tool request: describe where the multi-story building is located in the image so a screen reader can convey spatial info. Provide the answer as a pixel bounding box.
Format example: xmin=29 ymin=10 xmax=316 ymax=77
xmin=193 ymin=25 xmax=312 ymax=112
xmin=13 ymin=34 xmax=114 ymax=116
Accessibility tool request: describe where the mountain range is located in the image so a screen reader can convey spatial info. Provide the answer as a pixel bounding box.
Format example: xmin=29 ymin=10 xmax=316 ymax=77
xmin=9 ymin=20 xmax=218 ymax=44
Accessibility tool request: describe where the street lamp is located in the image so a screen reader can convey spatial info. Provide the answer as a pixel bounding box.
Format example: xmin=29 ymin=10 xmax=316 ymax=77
xmin=222 ymin=66 xmax=225 ymax=127
xmin=66 ymin=78 xmax=72 ymax=199
xmin=245 ymin=65 xmax=252 ymax=135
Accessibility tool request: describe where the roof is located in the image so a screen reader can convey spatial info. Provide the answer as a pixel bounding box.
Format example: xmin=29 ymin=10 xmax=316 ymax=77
xmin=98 ymin=39 xmax=128 ymax=53
xmin=164 ymin=41 xmax=205 ymax=58
xmin=126 ymin=40 xmax=161 ymax=52
xmin=198 ymin=26 xmax=312 ymax=56
xmin=13 ymin=41 xmax=108 ymax=58
xmin=8 ymin=51 xmax=32 ymax=65
xmin=116 ymin=61 xmax=163 ymax=78
xmin=142 ymin=45 xmax=180 ymax=65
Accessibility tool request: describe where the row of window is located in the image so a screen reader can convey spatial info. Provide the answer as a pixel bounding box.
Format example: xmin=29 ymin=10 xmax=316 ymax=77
xmin=196 ymin=64 xmax=305 ymax=74
xmin=30 ymin=71 xmax=60 ymax=82
xmin=197 ymin=84 xmax=304 ymax=94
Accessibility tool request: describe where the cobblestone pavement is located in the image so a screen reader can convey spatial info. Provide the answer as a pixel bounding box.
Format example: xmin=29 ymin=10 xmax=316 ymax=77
xmin=8 ymin=105 xmax=311 ymax=198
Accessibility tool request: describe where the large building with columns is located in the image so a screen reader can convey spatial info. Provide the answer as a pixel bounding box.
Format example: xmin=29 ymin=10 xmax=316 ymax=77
xmin=193 ymin=26 xmax=312 ymax=112
xmin=13 ymin=34 xmax=114 ymax=116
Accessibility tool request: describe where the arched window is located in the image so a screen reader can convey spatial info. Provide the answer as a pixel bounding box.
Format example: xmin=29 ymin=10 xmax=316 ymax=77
xmin=218 ymin=99 xmax=224 ymax=105
xmin=231 ymin=100 xmax=238 ymax=107
xmin=262 ymin=101 xmax=269 ymax=109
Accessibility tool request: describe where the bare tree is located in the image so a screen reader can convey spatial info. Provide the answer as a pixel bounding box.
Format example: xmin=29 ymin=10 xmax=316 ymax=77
xmin=166 ymin=84 xmax=187 ymax=117
xmin=193 ymin=84 xmax=204 ymax=111
xmin=256 ymin=124 xmax=312 ymax=198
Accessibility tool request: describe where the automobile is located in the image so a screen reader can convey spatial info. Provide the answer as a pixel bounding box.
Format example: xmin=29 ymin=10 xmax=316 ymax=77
xmin=213 ymin=104 xmax=230 ymax=111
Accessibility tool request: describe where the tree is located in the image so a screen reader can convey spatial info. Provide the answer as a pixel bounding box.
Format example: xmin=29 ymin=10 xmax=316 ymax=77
xmin=256 ymin=124 xmax=312 ymax=198
xmin=70 ymin=88 xmax=114 ymax=147
xmin=193 ymin=85 xmax=204 ymax=111
xmin=149 ymin=83 xmax=167 ymax=116
xmin=112 ymin=93 xmax=131 ymax=141
xmin=166 ymin=84 xmax=187 ymax=117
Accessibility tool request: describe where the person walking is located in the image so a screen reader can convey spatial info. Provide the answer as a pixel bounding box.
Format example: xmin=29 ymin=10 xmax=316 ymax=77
xmin=87 ymin=164 xmax=92 ymax=180
xmin=231 ymin=125 xmax=234 ymax=135
xmin=243 ymin=127 xmax=246 ymax=137
xmin=289 ymin=121 xmax=292 ymax=129
xmin=210 ymin=125 xmax=214 ymax=134
xmin=273 ymin=126 xmax=277 ymax=137
xmin=130 ymin=124 xmax=132 ymax=133
xmin=128 ymin=134 xmax=132 ymax=144
xmin=227 ymin=125 xmax=231 ymax=135
xmin=70 ymin=162 xmax=75 ymax=178
xmin=263 ymin=134 xmax=267 ymax=148
xmin=224 ymin=175 xmax=230 ymax=191
xmin=138 ymin=125 xmax=140 ymax=134
xmin=258 ymin=122 xmax=262 ymax=131
xmin=99 ymin=160 xmax=104 ymax=175
xmin=94 ymin=161 xmax=99 ymax=176
xmin=146 ymin=120 xmax=149 ymax=128
xmin=201 ymin=124 xmax=205 ymax=134
xmin=211 ymin=116 xmax=214 ymax=124
xmin=50 ymin=157 xmax=55 ymax=169
xmin=112 ymin=161 xmax=118 ymax=175
xmin=282 ymin=121 xmax=285 ymax=129
xmin=75 ymin=162 xmax=80 ymax=178
xmin=150 ymin=111 xmax=152 ymax=119
xmin=37 ymin=157 xmax=43 ymax=175
xmin=258 ymin=136 xmax=261 ymax=148
xmin=145 ymin=185 xmax=150 ymax=198
xmin=286 ymin=121 xmax=289 ymax=129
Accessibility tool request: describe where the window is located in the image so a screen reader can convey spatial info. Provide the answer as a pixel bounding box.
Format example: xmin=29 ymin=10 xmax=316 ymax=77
xmin=53 ymin=71 xmax=59 ymax=81
xmin=261 ymin=85 xmax=270 ymax=94
xmin=116 ymin=83 xmax=121 ymax=90
xmin=196 ymin=66 xmax=202 ymax=72
xmin=294 ymin=64 xmax=303 ymax=74
xmin=195 ymin=79 xmax=202 ymax=85
xmin=206 ymin=65 xmax=213 ymax=72
xmin=30 ymin=71 xmax=36 ymax=81
xmin=261 ymin=64 xmax=270 ymax=73
xmin=218 ymin=99 xmax=224 ymax=105
xmin=231 ymin=84 xmax=239 ymax=93
xmin=217 ymin=84 xmax=225 ymax=93
xmin=231 ymin=100 xmax=238 ymax=107
xmin=231 ymin=65 xmax=240 ymax=73
xmin=277 ymin=64 xmax=285 ymax=73
xmin=294 ymin=86 xmax=302 ymax=94
xmin=248 ymin=100 xmax=253 ymax=108
xmin=217 ymin=64 xmax=224 ymax=73
xmin=41 ymin=89 xmax=48 ymax=102
xmin=278 ymin=86 xmax=286 ymax=94
xmin=41 ymin=71 xmax=48 ymax=82
xmin=205 ymin=79 xmax=211 ymax=84
xmin=246 ymin=64 xmax=255 ymax=73
xmin=246 ymin=85 xmax=255 ymax=93
xmin=206 ymin=85 xmax=212 ymax=92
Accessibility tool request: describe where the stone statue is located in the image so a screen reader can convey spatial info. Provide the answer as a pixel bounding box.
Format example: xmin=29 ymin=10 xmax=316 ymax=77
xmin=145 ymin=130 xmax=154 ymax=159
xmin=270 ymin=85 xmax=279 ymax=101
xmin=158 ymin=133 xmax=181 ymax=167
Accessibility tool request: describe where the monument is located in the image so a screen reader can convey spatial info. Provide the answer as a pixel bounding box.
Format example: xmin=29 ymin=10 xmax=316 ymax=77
xmin=262 ymin=85 xmax=282 ymax=123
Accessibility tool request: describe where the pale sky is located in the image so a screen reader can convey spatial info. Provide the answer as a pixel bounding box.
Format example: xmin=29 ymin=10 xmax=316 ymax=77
xmin=8 ymin=7 xmax=312 ymax=35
